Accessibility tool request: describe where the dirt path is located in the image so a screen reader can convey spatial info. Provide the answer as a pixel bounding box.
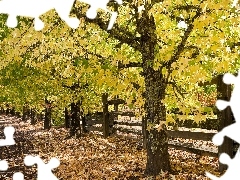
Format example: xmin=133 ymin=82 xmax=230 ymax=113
xmin=0 ymin=115 xmax=221 ymax=180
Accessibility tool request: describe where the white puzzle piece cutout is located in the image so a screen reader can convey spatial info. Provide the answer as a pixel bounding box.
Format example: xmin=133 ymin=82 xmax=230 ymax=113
xmin=206 ymin=149 xmax=240 ymax=179
xmin=206 ymin=70 xmax=240 ymax=179
xmin=13 ymin=172 xmax=24 ymax=180
xmin=0 ymin=0 xmax=80 ymax=31
xmin=24 ymin=155 xmax=60 ymax=180
xmin=0 ymin=126 xmax=15 ymax=146
xmin=0 ymin=0 xmax=122 ymax=30
xmin=79 ymin=0 xmax=122 ymax=30
xmin=0 ymin=159 xmax=8 ymax=171
xmin=0 ymin=126 xmax=15 ymax=175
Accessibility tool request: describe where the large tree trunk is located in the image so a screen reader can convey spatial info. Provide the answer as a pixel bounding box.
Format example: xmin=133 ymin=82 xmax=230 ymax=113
xmin=144 ymin=70 xmax=170 ymax=175
xmin=138 ymin=11 xmax=171 ymax=175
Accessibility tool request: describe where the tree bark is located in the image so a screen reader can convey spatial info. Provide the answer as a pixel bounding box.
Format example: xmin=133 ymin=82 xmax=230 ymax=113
xmin=144 ymin=70 xmax=170 ymax=175
xmin=82 ymin=115 xmax=87 ymax=133
xmin=76 ymin=101 xmax=81 ymax=137
xmin=102 ymin=93 xmax=109 ymax=138
xmin=30 ymin=108 xmax=36 ymax=125
xmin=44 ymin=99 xmax=51 ymax=130
xmin=0 ymin=106 xmax=5 ymax=114
xmin=70 ymin=101 xmax=81 ymax=137
xmin=10 ymin=107 xmax=15 ymax=116
xmin=138 ymin=10 xmax=170 ymax=175
xmin=22 ymin=105 xmax=28 ymax=121
xmin=6 ymin=104 xmax=10 ymax=115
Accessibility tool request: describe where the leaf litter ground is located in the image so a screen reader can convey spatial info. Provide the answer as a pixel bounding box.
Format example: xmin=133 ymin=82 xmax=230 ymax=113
xmin=0 ymin=115 xmax=223 ymax=179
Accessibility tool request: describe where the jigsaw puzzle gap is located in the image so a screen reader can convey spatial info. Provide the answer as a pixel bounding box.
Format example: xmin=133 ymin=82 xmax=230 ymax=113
xmin=0 ymin=0 xmax=121 ymax=30
xmin=206 ymin=71 xmax=240 ymax=179
xmin=24 ymin=155 xmax=60 ymax=180
xmin=0 ymin=126 xmax=15 ymax=146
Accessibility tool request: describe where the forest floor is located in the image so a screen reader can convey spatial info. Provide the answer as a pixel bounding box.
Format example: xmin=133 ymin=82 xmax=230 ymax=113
xmin=0 ymin=115 xmax=223 ymax=180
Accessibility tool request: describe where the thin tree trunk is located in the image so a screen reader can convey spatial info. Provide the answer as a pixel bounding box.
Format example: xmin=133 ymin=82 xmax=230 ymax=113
xmin=77 ymin=101 xmax=82 ymax=137
xmin=102 ymin=93 xmax=109 ymax=138
xmin=82 ymin=115 xmax=87 ymax=133
xmin=16 ymin=112 xmax=21 ymax=118
xmin=70 ymin=102 xmax=81 ymax=137
xmin=27 ymin=108 xmax=31 ymax=118
xmin=30 ymin=108 xmax=36 ymax=125
xmin=44 ymin=99 xmax=51 ymax=130
xmin=70 ymin=103 xmax=76 ymax=136
xmin=22 ymin=105 xmax=28 ymax=121
xmin=0 ymin=106 xmax=5 ymax=114
xmin=36 ymin=113 xmax=41 ymax=121
xmin=10 ymin=107 xmax=15 ymax=116
xmin=6 ymin=104 xmax=10 ymax=115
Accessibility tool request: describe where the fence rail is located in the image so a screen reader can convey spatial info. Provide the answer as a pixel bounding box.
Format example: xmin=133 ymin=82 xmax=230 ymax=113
xmin=85 ymin=114 xmax=219 ymax=157
xmin=166 ymin=130 xmax=215 ymax=142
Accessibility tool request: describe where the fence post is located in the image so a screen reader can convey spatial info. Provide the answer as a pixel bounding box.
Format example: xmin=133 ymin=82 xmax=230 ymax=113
xmin=217 ymin=74 xmax=233 ymax=172
xmin=102 ymin=93 xmax=109 ymax=138
xmin=109 ymin=112 xmax=114 ymax=135
xmin=114 ymin=95 xmax=119 ymax=112
xmin=114 ymin=102 xmax=118 ymax=112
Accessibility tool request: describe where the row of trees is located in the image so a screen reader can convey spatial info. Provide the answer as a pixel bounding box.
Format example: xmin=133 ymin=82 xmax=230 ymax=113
xmin=0 ymin=0 xmax=239 ymax=176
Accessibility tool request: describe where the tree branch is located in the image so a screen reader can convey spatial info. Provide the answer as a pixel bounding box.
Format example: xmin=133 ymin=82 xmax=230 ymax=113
xmin=62 ymin=82 xmax=89 ymax=91
xmin=229 ymin=42 xmax=240 ymax=52
xmin=131 ymin=82 xmax=141 ymax=90
xmin=72 ymin=5 xmax=141 ymax=52
xmin=163 ymin=6 xmax=202 ymax=70
xmin=184 ymin=45 xmax=200 ymax=58
xmin=118 ymin=61 xmax=143 ymax=69
xmin=168 ymin=82 xmax=187 ymax=98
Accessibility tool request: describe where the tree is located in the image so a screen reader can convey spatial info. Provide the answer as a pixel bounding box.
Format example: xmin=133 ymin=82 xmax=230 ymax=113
xmin=72 ymin=0 xmax=239 ymax=175
xmin=0 ymin=0 xmax=239 ymax=177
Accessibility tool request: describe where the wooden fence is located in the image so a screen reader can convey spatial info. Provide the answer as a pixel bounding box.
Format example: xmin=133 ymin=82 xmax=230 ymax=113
xmin=84 ymin=83 xmax=236 ymax=172
xmin=85 ymin=105 xmax=218 ymax=154
xmin=85 ymin=106 xmax=235 ymax=173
